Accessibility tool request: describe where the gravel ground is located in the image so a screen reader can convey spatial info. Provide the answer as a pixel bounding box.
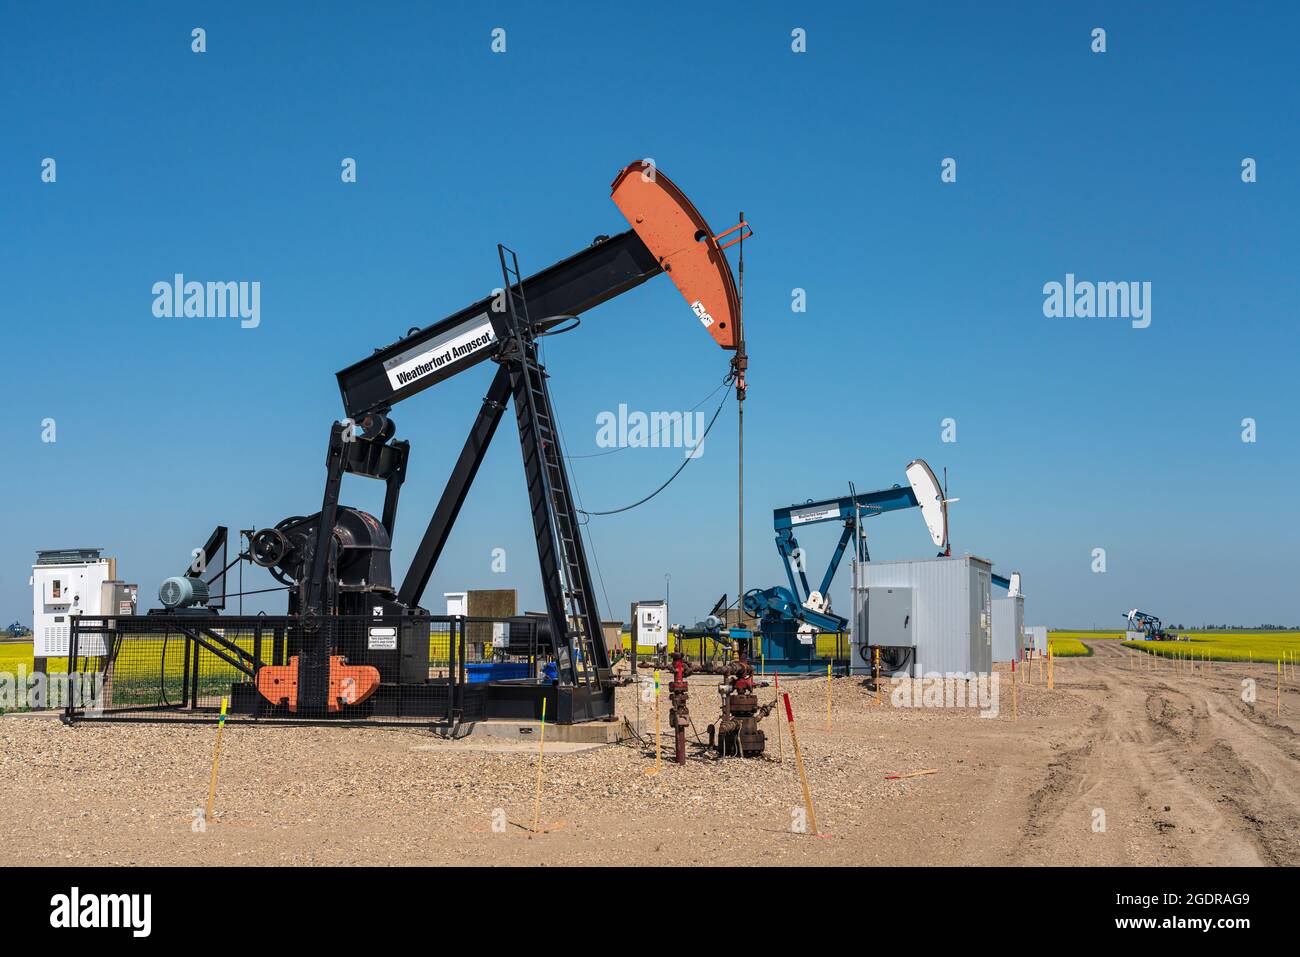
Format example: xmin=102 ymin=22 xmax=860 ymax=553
xmin=1 ymin=649 xmax=1295 ymax=866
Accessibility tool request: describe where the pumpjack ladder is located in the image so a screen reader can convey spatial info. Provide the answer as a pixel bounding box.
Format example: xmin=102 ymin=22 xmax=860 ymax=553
xmin=496 ymin=245 xmax=608 ymax=699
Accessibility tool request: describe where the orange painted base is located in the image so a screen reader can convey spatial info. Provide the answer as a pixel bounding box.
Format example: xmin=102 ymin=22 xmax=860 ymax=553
xmin=256 ymin=655 xmax=380 ymax=712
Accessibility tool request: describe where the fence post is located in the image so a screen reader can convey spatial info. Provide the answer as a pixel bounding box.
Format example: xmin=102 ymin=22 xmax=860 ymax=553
xmin=65 ymin=619 xmax=79 ymax=720
xmin=447 ymin=620 xmax=458 ymax=726
xmin=1011 ymin=660 xmax=1018 ymax=720
xmin=191 ymin=634 xmax=202 ymax=709
xmin=181 ymin=630 xmax=193 ymax=708
xmin=531 ymin=698 xmax=548 ymax=834
xmin=205 ymin=697 xmax=229 ymax=825
xmin=825 ymin=660 xmax=832 ymax=731
xmin=252 ymin=624 xmax=264 ymax=720
xmin=783 ymin=692 xmax=819 ymax=836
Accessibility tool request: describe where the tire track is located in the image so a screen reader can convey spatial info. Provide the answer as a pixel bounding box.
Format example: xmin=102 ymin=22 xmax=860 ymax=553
xmin=1036 ymin=640 xmax=1298 ymax=865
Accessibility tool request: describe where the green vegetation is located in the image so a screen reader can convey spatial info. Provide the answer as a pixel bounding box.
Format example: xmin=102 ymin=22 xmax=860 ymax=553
xmin=1121 ymin=631 xmax=1300 ymax=663
xmin=620 ymin=631 xmax=850 ymax=660
xmin=1047 ymin=630 xmax=1300 ymax=664
xmin=1 ymin=642 xmax=73 ymax=713
xmin=0 ymin=642 xmax=71 ymax=674
xmin=1047 ymin=636 xmax=1092 ymax=657
xmin=2 ymin=635 xmax=247 ymax=708
xmin=622 ymin=633 xmax=734 ymax=658
xmin=0 ymin=629 xmax=470 ymax=711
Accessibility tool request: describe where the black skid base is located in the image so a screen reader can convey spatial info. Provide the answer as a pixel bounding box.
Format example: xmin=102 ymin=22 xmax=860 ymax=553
xmin=62 ymin=613 xmax=612 ymax=728
xmin=482 ymin=680 xmax=615 ymax=724
xmin=227 ymin=678 xmax=613 ymax=725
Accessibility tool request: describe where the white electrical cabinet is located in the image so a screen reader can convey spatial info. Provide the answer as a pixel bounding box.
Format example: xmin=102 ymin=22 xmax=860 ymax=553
xmin=630 ymin=600 xmax=668 ymax=654
xmin=30 ymin=548 xmax=135 ymax=658
xmin=992 ymin=595 xmax=1025 ymax=663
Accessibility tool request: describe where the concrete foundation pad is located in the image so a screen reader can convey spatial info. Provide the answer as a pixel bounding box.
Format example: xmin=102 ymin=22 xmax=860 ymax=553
xmin=0 ymin=711 xmax=65 ymax=720
xmin=457 ymin=718 xmax=625 ymax=744
xmin=410 ymin=740 xmax=605 ymax=755
xmin=408 ymin=718 xmax=624 ymax=754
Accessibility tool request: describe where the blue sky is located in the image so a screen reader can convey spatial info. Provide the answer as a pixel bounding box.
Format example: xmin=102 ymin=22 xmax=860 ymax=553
xmin=2 ymin=2 xmax=1296 ymax=629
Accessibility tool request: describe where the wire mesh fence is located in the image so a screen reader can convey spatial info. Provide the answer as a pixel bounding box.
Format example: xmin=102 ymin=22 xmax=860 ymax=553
xmin=64 ymin=612 xmax=550 ymax=729
xmin=756 ymin=630 xmax=853 ymax=673
xmin=627 ymin=630 xmax=852 ymax=674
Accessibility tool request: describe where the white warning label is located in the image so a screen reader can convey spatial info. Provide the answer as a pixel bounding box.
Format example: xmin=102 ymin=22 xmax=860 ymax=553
xmin=790 ymin=504 xmax=841 ymax=525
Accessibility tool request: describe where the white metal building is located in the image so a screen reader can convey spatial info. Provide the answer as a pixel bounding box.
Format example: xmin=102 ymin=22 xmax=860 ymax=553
xmin=850 ymin=555 xmax=994 ymax=677
xmin=1023 ymin=626 xmax=1048 ymax=655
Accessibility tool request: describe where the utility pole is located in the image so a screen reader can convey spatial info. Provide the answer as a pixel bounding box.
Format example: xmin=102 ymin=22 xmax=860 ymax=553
xmin=736 ymin=211 xmax=747 ymax=632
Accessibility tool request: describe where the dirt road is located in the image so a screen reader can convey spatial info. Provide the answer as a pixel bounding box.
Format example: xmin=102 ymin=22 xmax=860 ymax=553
xmin=1014 ymin=641 xmax=1299 ymax=866
xmin=1 ymin=642 xmax=1295 ymax=865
